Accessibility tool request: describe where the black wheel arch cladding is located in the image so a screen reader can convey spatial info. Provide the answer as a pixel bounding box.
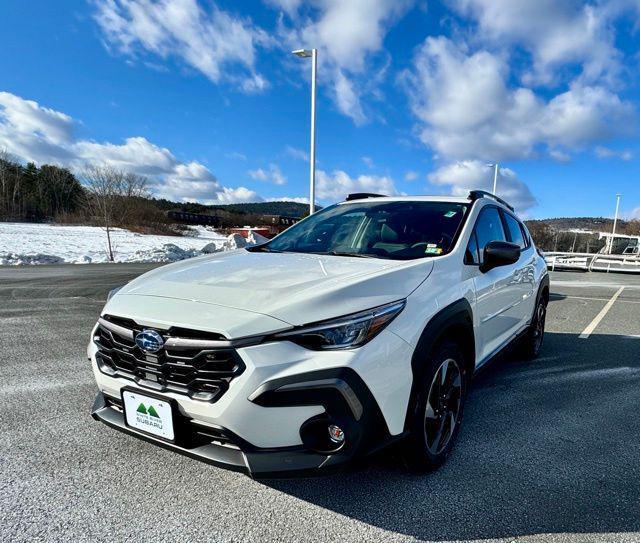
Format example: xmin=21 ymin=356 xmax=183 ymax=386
xmin=404 ymin=298 xmax=475 ymax=432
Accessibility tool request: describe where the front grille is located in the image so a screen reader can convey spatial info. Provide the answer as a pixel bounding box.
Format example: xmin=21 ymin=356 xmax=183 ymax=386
xmin=94 ymin=315 xmax=245 ymax=402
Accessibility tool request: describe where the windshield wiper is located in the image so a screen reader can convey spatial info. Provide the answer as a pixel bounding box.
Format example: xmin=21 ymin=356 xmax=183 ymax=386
xmin=320 ymin=251 xmax=379 ymax=259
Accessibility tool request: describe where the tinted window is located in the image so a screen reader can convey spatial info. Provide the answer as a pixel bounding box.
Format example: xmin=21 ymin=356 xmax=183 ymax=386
xmin=465 ymin=231 xmax=479 ymax=265
xmin=503 ymin=213 xmax=526 ymax=249
xmin=520 ymin=223 xmax=531 ymax=248
xmin=264 ymin=201 xmax=470 ymax=260
xmin=474 ymin=207 xmax=506 ymax=263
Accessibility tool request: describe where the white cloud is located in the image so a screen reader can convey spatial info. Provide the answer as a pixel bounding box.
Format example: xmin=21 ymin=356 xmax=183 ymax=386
xmin=595 ymin=145 xmax=633 ymax=161
xmin=278 ymin=0 xmax=414 ymax=123
xmin=266 ymin=196 xmax=309 ymax=204
xmin=316 ymin=169 xmax=397 ymax=202
xmin=284 ymin=145 xmax=308 ymax=161
xmin=404 ymin=170 xmax=419 ymax=181
xmin=0 ymin=92 xmax=74 ymax=145
xmin=248 ymin=163 xmax=287 ymax=185
xmin=332 ymin=70 xmax=367 ymax=125
xmin=0 ymin=91 xmax=259 ymax=204
xmin=93 ymin=0 xmax=272 ymax=92
xmin=429 ymin=160 xmax=536 ymax=212
xmin=449 ymin=0 xmax=623 ymax=86
xmin=361 ymin=156 xmax=374 ymax=168
xmin=264 ymin=0 xmax=302 ymax=16
xmin=402 ymin=37 xmax=634 ymax=162
xmin=215 ymin=186 xmax=262 ymax=204
xmin=625 ymin=207 xmax=640 ymax=220
xmin=248 ymin=168 xmax=268 ymax=181
xmin=74 ymin=137 xmax=177 ymax=175
xmin=226 ymin=151 xmax=247 ymax=161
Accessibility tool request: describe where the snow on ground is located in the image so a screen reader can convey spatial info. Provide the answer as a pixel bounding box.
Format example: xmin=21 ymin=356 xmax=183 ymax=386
xmin=0 ymin=223 xmax=268 ymax=265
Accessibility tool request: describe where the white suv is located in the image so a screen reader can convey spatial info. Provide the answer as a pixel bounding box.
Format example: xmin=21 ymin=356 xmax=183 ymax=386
xmin=90 ymin=191 xmax=549 ymax=477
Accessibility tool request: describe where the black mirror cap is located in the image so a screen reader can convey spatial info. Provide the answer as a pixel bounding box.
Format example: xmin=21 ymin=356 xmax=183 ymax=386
xmin=480 ymin=241 xmax=521 ymax=272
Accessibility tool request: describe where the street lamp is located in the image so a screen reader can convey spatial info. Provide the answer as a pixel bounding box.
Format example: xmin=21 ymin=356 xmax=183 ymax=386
xmin=292 ymin=48 xmax=317 ymax=214
xmin=486 ymin=162 xmax=499 ymax=195
xmin=609 ymin=193 xmax=621 ymax=254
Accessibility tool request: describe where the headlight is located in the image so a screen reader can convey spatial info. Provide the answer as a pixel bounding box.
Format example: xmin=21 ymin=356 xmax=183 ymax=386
xmin=107 ymin=286 xmax=123 ymax=301
xmin=274 ymin=300 xmax=405 ymax=350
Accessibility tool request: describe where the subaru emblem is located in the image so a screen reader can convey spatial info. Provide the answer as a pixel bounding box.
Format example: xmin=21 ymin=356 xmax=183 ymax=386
xmin=135 ymin=329 xmax=164 ymax=353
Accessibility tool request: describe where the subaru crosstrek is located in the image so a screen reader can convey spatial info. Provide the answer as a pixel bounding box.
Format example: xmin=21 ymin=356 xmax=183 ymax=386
xmin=89 ymin=190 xmax=549 ymax=477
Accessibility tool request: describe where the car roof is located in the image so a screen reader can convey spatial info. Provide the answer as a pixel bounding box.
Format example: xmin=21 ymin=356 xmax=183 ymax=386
xmin=337 ymin=195 xmax=471 ymax=205
xmin=337 ymin=193 xmax=519 ymax=215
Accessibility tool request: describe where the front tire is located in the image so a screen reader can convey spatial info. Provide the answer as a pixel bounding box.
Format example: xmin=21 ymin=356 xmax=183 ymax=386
xmin=402 ymin=340 xmax=468 ymax=472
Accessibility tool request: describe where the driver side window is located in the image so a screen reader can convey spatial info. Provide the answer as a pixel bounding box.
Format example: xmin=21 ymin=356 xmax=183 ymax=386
xmin=470 ymin=207 xmax=507 ymax=265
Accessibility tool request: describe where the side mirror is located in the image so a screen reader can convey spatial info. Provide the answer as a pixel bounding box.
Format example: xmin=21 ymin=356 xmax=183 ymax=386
xmin=480 ymin=241 xmax=520 ymax=273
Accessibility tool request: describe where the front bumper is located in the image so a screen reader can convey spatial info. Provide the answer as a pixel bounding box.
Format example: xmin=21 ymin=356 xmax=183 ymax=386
xmin=91 ymin=366 xmax=397 ymax=478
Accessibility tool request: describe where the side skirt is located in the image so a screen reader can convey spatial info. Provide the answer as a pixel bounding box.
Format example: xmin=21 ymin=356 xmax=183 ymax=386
xmin=473 ymin=324 xmax=530 ymax=375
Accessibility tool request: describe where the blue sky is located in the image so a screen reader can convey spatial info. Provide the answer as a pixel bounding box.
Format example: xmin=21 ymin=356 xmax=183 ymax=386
xmin=0 ymin=0 xmax=639 ymax=218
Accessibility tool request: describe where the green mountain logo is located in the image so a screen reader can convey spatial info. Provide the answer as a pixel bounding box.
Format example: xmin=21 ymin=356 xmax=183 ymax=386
xmin=136 ymin=403 xmax=160 ymax=418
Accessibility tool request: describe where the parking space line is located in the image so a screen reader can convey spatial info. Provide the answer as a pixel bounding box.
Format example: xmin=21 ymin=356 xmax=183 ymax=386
xmin=550 ymin=294 xmax=640 ymax=304
xmin=552 ymin=280 xmax=640 ymax=290
xmin=579 ymin=286 xmax=624 ymax=339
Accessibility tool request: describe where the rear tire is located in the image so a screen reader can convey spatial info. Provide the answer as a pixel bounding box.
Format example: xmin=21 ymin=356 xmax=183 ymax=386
xmin=402 ymin=340 xmax=468 ymax=472
xmin=521 ymin=296 xmax=547 ymax=360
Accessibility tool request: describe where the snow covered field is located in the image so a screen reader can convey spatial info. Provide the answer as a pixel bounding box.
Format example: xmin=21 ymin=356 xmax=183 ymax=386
xmin=0 ymin=223 xmax=264 ymax=265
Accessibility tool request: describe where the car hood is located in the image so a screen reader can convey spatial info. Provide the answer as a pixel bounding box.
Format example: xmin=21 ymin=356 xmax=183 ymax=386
xmin=106 ymin=250 xmax=433 ymax=337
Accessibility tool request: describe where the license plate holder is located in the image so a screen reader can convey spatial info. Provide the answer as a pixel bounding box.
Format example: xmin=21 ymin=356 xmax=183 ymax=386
xmin=121 ymin=387 xmax=176 ymax=442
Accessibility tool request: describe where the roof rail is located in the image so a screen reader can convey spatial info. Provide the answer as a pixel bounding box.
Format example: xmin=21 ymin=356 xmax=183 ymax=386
xmin=468 ymin=190 xmax=515 ymax=212
xmin=345 ymin=192 xmax=386 ymax=201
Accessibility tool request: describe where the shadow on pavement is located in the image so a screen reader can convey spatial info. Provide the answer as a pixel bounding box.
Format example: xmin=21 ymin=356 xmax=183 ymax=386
xmin=263 ymin=331 xmax=640 ymax=541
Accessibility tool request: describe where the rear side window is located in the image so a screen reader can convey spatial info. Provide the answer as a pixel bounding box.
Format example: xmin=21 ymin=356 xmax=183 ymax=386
xmin=474 ymin=207 xmax=506 ymax=263
xmin=503 ymin=212 xmax=526 ymax=249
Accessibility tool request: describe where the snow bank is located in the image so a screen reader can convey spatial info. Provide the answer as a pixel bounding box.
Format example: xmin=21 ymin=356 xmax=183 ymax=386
xmin=0 ymin=223 xmax=261 ymax=265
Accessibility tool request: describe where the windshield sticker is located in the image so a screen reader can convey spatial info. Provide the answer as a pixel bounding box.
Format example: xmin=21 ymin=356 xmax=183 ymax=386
xmin=425 ymin=247 xmax=443 ymax=255
xmin=444 ymin=211 xmax=457 ymax=218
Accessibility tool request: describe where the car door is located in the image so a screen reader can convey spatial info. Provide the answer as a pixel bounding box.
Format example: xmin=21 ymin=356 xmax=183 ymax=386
xmin=467 ymin=206 xmax=523 ymax=363
xmin=501 ymin=210 xmax=537 ymax=324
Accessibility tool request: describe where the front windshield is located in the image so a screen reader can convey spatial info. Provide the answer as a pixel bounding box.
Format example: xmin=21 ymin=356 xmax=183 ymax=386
xmin=261 ymin=200 xmax=470 ymax=260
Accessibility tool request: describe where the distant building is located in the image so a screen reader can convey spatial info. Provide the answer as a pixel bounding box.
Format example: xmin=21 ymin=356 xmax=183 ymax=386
xmin=167 ymin=211 xmax=220 ymax=226
xmin=260 ymin=215 xmax=300 ymax=235
xmin=167 ymin=209 xmax=299 ymax=236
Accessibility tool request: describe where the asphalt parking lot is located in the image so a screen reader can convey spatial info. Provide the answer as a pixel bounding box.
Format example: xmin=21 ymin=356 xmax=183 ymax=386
xmin=1 ymin=264 xmax=639 ymax=543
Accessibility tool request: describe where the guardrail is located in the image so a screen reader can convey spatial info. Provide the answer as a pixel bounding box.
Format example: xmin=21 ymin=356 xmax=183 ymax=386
xmin=544 ymin=252 xmax=640 ymax=273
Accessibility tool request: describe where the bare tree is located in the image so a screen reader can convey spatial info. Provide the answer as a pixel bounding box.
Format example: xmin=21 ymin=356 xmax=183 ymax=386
xmin=83 ymin=166 xmax=149 ymax=261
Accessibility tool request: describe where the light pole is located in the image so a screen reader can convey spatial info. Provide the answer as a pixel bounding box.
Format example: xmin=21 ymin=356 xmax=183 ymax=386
xmin=609 ymin=193 xmax=621 ymax=254
xmin=486 ymin=162 xmax=499 ymax=195
xmin=292 ymin=48 xmax=317 ymax=214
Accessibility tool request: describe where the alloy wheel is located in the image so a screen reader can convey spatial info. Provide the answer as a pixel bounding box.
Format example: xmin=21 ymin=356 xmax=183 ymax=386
xmin=423 ymin=358 xmax=463 ymax=456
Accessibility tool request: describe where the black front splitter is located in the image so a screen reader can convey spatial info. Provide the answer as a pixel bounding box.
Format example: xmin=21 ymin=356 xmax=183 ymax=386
xmin=91 ymin=392 xmax=350 ymax=479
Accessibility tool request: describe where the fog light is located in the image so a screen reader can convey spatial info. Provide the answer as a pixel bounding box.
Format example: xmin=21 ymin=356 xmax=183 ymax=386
xmin=328 ymin=424 xmax=345 ymax=443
